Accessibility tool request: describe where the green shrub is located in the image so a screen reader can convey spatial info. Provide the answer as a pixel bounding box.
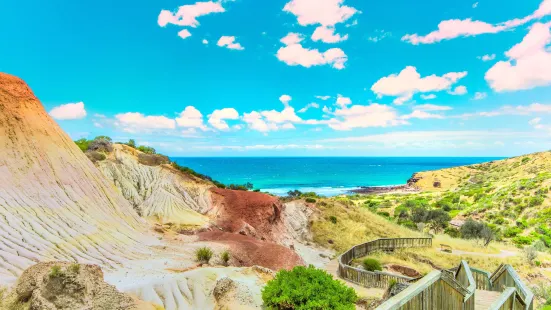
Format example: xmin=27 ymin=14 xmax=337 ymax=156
xmin=195 ymin=247 xmax=213 ymax=264
xmin=513 ymin=236 xmax=532 ymax=246
xmin=69 ymin=263 xmax=80 ymax=274
xmin=137 ymin=145 xmax=156 ymax=154
xmin=305 ymin=198 xmax=317 ymax=203
xmin=329 ymin=216 xmax=337 ymax=224
xmin=49 ymin=265 xmax=64 ymax=278
xmin=221 ymin=250 xmax=230 ymax=266
xmin=503 ymin=227 xmax=522 ymax=238
xmin=377 ymin=211 xmax=390 ymax=218
xmin=444 ymin=227 xmax=461 ymax=238
xmin=362 ymin=258 xmax=382 ymax=272
xmin=262 ymin=265 xmax=357 ymax=310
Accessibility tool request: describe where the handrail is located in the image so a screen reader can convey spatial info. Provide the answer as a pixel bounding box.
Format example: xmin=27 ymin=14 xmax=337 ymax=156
xmin=337 ymin=237 xmax=432 ymax=288
xmin=489 ymin=287 xmax=516 ymax=310
xmin=456 ymin=260 xmax=476 ymax=303
xmin=376 ymin=271 xmax=442 ymax=310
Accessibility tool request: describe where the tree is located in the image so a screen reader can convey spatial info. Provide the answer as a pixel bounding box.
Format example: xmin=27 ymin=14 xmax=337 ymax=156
xmin=460 ymin=219 xmax=495 ymax=247
xmin=287 ymin=190 xmax=302 ymax=198
xmin=262 ymin=265 xmax=357 ymax=310
xmin=94 ymin=135 xmax=112 ymax=142
xmin=245 ymin=182 xmax=254 ymax=190
xmin=427 ymin=209 xmax=450 ymax=233
xmin=127 ymin=139 xmax=136 ymax=148
xmin=75 ymin=138 xmax=90 ymax=152
xmin=411 ymin=207 xmax=429 ymax=223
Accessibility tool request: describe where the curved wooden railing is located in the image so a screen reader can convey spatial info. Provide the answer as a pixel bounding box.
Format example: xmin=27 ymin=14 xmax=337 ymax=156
xmin=489 ymin=264 xmax=534 ymax=310
xmin=338 ymin=237 xmax=432 ymax=288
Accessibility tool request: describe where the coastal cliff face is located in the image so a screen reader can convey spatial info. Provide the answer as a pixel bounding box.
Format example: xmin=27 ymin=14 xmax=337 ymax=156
xmin=0 ymin=73 xmax=299 ymax=309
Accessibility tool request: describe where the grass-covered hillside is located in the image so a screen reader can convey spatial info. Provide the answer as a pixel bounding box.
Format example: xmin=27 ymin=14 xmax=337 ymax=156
xmin=346 ymin=151 xmax=551 ymax=248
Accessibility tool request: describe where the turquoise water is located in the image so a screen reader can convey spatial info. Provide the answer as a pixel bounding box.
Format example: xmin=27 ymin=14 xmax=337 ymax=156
xmin=171 ymin=157 xmax=502 ymax=196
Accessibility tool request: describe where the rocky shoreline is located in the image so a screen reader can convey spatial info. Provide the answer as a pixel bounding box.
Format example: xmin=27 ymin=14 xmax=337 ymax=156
xmin=349 ymin=174 xmax=422 ymax=194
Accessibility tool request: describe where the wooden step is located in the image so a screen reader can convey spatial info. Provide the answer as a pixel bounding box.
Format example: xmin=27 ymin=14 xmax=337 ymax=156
xmin=475 ymin=290 xmax=503 ymax=309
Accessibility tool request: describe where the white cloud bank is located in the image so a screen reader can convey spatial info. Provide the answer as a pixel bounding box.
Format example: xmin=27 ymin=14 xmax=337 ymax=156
xmin=158 ymin=1 xmax=225 ymax=27
xmin=49 ymin=102 xmax=87 ymax=120
xmin=217 ymin=36 xmax=244 ymax=50
xmin=276 ymin=33 xmax=348 ymax=69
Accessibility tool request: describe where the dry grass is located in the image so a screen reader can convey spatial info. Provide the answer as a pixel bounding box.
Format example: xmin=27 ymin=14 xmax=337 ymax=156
xmin=311 ymin=198 xmax=419 ymax=253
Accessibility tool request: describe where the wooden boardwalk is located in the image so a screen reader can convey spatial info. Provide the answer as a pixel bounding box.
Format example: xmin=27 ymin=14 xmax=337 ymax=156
xmin=475 ymin=290 xmax=502 ymax=309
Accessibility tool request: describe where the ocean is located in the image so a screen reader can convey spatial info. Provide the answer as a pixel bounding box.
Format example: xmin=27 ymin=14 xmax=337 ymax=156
xmin=171 ymin=157 xmax=502 ymax=196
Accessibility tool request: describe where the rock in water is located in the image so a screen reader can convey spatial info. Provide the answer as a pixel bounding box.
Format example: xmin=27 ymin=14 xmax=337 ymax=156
xmin=0 ymin=73 xmax=154 ymax=285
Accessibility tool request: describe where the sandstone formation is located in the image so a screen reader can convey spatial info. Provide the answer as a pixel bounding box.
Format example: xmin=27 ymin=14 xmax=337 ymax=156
xmin=0 ymin=73 xmax=155 ymax=285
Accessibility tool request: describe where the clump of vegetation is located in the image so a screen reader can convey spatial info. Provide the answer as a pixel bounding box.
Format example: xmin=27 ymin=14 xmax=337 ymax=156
xmin=329 ymin=216 xmax=337 ymax=224
xmin=362 ymin=258 xmax=382 ymax=272
xmin=221 ymin=250 xmax=230 ymax=266
xmin=524 ymin=246 xmax=538 ymax=265
xmin=460 ymin=219 xmax=495 ymax=246
xmin=49 ymin=265 xmax=64 ymax=278
xmin=195 ymin=247 xmax=214 ymax=264
xmin=170 ymin=162 xmax=225 ymax=188
xmin=262 ymin=265 xmax=357 ymax=310
xmin=533 ymin=283 xmax=551 ymax=308
xmin=69 ymin=263 xmax=81 ymax=274
xmin=305 ymin=197 xmax=317 ymax=203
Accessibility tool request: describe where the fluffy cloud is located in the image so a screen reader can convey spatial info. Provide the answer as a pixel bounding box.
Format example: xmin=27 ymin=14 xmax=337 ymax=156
xmin=335 ymin=95 xmax=352 ymax=107
xmin=217 ymin=36 xmax=244 ymax=50
xmin=473 ymin=92 xmax=487 ymax=100
xmin=202 ymin=39 xmax=209 ymax=44
xmin=115 ymin=112 xmax=176 ymax=133
xmin=529 ymin=117 xmax=543 ymax=128
xmin=243 ymin=111 xmax=277 ymax=132
xmin=262 ymin=107 xmax=302 ymax=124
xmin=486 ymin=22 xmax=551 ymax=92
xmin=158 ymin=1 xmax=225 ymax=27
xmin=315 ymin=95 xmax=331 ymax=100
xmin=402 ymin=110 xmax=445 ymax=120
xmin=279 ymin=94 xmax=292 ymax=107
xmin=283 ymin=0 xmax=358 ymax=27
xmin=327 ymin=104 xmax=408 ymax=130
xmin=311 ymin=26 xmax=348 ymax=43
xmin=208 ymin=108 xmax=239 ymax=130
xmin=420 ymin=94 xmax=436 ymax=100
xmin=402 ymin=0 xmax=551 ymax=44
xmin=415 ymin=104 xmax=452 ymax=111
xmin=178 ymin=29 xmax=192 ymax=39
xmin=298 ymin=102 xmax=320 ymax=113
xmin=176 ymin=106 xmax=207 ymax=130
xmin=276 ymin=34 xmax=348 ymax=69
xmin=49 ymin=102 xmax=87 ymax=120
xmin=448 ymin=85 xmax=468 ymax=95
xmin=478 ymin=54 xmax=496 ymax=61
xmin=371 ymin=66 xmax=467 ymax=104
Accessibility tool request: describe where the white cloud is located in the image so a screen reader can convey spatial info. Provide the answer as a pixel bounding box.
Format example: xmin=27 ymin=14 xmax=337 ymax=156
xmin=458 ymin=103 xmax=551 ymax=118
xmin=279 ymin=94 xmax=292 ymax=107
xmin=312 ymin=26 xmax=348 ymax=43
xmin=176 ymin=106 xmax=207 ymax=130
xmin=336 ymin=95 xmax=352 ymax=107
xmin=448 ymin=85 xmax=468 ymax=95
xmin=486 ymin=22 xmax=551 ymax=92
xmin=49 ymin=102 xmax=87 ymax=120
xmin=371 ymin=66 xmax=467 ymax=104
xmin=327 ymin=104 xmax=408 ymax=130
xmin=261 ymin=107 xmax=302 ymax=124
xmin=243 ymin=111 xmax=277 ymax=132
xmin=202 ymin=39 xmax=209 ymax=44
xmin=472 ymin=2 xmax=479 ymax=8
xmin=217 ymin=36 xmax=244 ymax=50
xmin=402 ymin=110 xmax=445 ymax=120
xmin=178 ymin=29 xmax=192 ymax=39
xmin=529 ymin=117 xmax=543 ymax=127
xmin=473 ymin=92 xmax=487 ymax=100
xmin=276 ymin=38 xmax=348 ymax=69
xmin=281 ymin=123 xmax=296 ymax=130
xmin=415 ymin=104 xmax=452 ymax=111
xmin=478 ymin=54 xmax=496 ymax=61
xmin=283 ymin=0 xmax=359 ymax=27
xmin=208 ymin=108 xmax=239 ymax=130
xmin=368 ymin=30 xmax=391 ymax=42
xmin=402 ymin=0 xmax=551 ymax=44
xmin=298 ymin=102 xmax=320 ymax=113
xmin=280 ymin=32 xmax=304 ymax=45
xmin=115 ymin=112 xmax=176 ymax=133
xmin=315 ymin=95 xmax=331 ymax=100
xmin=158 ymin=1 xmax=225 ymax=27
xmin=420 ymin=94 xmax=436 ymax=100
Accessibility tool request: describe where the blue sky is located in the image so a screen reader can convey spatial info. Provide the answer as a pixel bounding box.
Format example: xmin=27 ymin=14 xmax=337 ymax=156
xmin=2 ymin=0 xmax=551 ymax=156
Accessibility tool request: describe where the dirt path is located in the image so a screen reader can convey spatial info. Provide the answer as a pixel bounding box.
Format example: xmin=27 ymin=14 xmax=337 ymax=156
xmin=437 ymin=248 xmax=518 ymax=258
xmin=324 ymin=259 xmax=385 ymax=299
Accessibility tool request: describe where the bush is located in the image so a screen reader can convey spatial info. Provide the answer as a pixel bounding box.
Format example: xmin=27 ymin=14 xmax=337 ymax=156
xmin=75 ymin=138 xmax=90 ymax=152
xmin=137 ymin=145 xmax=156 ymax=154
xmin=377 ymin=211 xmax=390 ymax=218
xmin=262 ymin=265 xmax=357 ymax=310
xmin=287 ymin=190 xmax=302 ymax=198
xmin=89 ymin=136 xmax=113 ymax=153
xmin=362 ymin=258 xmax=382 ymax=272
xmin=513 ymin=236 xmax=532 ymax=246
xmin=127 ymin=139 xmax=136 ymax=148
xmin=305 ymin=198 xmax=317 ymax=203
xmin=329 ymin=216 xmax=337 ymax=224
xmin=221 ymin=250 xmax=230 ymax=266
xmin=195 ymin=247 xmax=213 ymax=264
xmin=49 ymin=265 xmax=64 ymax=278
xmin=444 ymin=227 xmax=461 ymax=238
xmin=69 ymin=263 xmax=80 ymax=274
xmin=524 ymin=246 xmax=538 ymax=265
